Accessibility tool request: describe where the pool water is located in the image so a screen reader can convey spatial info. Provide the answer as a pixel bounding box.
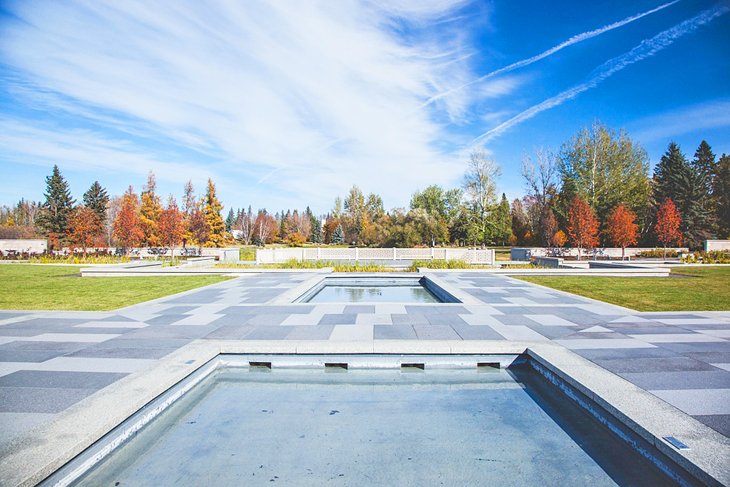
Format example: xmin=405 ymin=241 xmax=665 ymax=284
xmin=306 ymin=284 xmax=439 ymax=303
xmin=73 ymin=366 xmax=678 ymax=486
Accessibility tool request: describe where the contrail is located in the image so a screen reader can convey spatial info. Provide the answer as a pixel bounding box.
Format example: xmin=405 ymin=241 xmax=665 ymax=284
xmin=471 ymin=4 xmax=729 ymax=145
xmin=422 ymin=0 xmax=680 ymax=107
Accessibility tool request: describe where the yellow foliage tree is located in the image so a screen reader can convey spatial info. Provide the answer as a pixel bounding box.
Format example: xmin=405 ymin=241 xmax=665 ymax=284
xmin=139 ymin=172 xmax=162 ymax=247
xmin=203 ymin=178 xmax=230 ymax=247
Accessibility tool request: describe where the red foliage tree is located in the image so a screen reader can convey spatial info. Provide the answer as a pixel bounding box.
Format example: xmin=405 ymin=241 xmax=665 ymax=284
xmin=605 ymin=204 xmax=638 ymax=260
xmin=253 ymin=211 xmax=278 ymax=245
xmin=158 ymin=196 xmax=185 ymax=259
xmin=187 ymin=203 xmax=209 ymax=248
xmin=566 ymin=196 xmax=599 ymax=261
xmin=112 ymin=186 xmax=143 ymax=254
xmin=655 ymin=198 xmax=682 ymax=259
xmin=67 ymin=206 xmax=102 ymax=257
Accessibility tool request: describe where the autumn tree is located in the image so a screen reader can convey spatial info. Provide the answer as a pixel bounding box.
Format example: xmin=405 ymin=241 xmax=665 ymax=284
xmin=139 ymin=172 xmax=162 ymax=247
xmin=113 ymin=186 xmax=143 ymax=253
xmin=605 ymin=204 xmax=638 ymax=260
xmin=253 ymin=211 xmax=277 ymax=245
xmin=82 ymin=181 xmax=109 ymax=226
xmin=187 ymin=203 xmax=209 ymax=248
xmin=158 ymin=196 xmax=185 ymax=258
xmin=203 ymin=178 xmax=229 ymax=247
xmin=655 ymin=198 xmax=682 ymax=259
xmin=67 ymin=206 xmax=101 ymax=257
xmin=566 ymin=196 xmax=599 ymax=261
xmin=37 ymin=165 xmax=75 ymax=250
xmin=463 ymin=149 xmax=500 ymax=245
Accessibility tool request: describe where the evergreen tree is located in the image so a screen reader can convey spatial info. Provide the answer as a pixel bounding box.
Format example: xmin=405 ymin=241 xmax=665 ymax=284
xmin=139 ymin=172 xmax=162 ymax=247
xmin=225 ymin=208 xmax=235 ymax=232
xmin=715 ymin=154 xmax=730 ymax=238
xmin=493 ymin=194 xmax=512 ymax=246
xmin=331 ymin=223 xmax=345 ymax=244
xmin=310 ymin=215 xmax=323 ymax=244
xmin=692 ymin=140 xmax=716 ymax=193
xmin=203 ymin=178 xmax=228 ymax=247
xmin=653 ymin=142 xmax=712 ymax=249
xmin=37 ymin=165 xmax=75 ymax=249
xmin=82 ymin=181 xmax=109 ymax=225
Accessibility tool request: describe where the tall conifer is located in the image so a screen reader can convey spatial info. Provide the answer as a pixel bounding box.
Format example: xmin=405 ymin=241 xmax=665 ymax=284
xmin=37 ymin=165 xmax=75 ymax=249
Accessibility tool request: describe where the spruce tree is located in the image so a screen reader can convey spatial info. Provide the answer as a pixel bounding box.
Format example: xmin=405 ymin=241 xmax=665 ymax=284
xmin=653 ymin=142 xmax=712 ymax=249
xmin=493 ymin=194 xmax=512 ymax=246
xmin=692 ymin=140 xmax=716 ymax=193
xmin=37 ymin=165 xmax=75 ymax=249
xmin=715 ymin=154 xmax=730 ymax=238
xmin=82 ymin=181 xmax=109 ymax=224
xmin=310 ymin=215 xmax=322 ymax=244
xmin=331 ymin=223 xmax=344 ymax=244
xmin=225 ymin=208 xmax=235 ymax=232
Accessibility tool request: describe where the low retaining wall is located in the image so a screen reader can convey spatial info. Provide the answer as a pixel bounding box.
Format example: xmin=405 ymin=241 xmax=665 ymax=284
xmin=511 ymin=247 xmax=689 ymax=261
xmin=256 ymin=247 xmax=495 ymax=265
xmin=0 ymin=239 xmax=47 ymax=254
xmin=705 ymin=240 xmax=730 ymax=252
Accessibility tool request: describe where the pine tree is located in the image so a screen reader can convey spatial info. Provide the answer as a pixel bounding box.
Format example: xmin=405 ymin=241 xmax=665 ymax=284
xmin=203 ymin=178 xmax=228 ymax=247
xmin=82 ymin=181 xmax=109 ymax=225
xmin=331 ymin=223 xmax=345 ymax=244
xmin=692 ymin=140 xmax=716 ymax=193
xmin=37 ymin=165 xmax=75 ymax=250
xmin=715 ymin=154 xmax=730 ymax=238
xmin=493 ymin=194 xmax=512 ymax=246
xmin=310 ymin=215 xmax=322 ymax=244
xmin=139 ymin=172 xmax=162 ymax=247
xmin=653 ymin=142 xmax=712 ymax=249
xmin=225 ymin=208 xmax=235 ymax=232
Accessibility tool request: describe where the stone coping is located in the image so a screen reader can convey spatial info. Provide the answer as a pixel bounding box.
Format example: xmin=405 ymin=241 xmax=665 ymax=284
xmin=1 ymin=340 xmax=728 ymax=487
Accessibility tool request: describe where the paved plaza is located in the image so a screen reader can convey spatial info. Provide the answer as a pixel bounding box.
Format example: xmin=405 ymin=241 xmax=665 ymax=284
xmin=0 ymin=271 xmax=729 ymax=451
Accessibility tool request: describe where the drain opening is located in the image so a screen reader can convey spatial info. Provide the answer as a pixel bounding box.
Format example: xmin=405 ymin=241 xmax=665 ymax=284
xmin=401 ymin=363 xmax=425 ymax=371
xmin=325 ymin=362 xmax=348 ymax=371
xmin=249 ymin=361 xmax=272 ymax=370
xmin=663 ymin=436 xmax=689 ymax=450
xmin=477 ymin=362 xmax=500 ymax=371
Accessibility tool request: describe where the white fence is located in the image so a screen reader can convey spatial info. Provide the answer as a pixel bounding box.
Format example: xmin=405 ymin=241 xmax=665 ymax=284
xmin=256 ymin=247 xmax=495 ymax=265
xmin=511 ymin=247 xmax=690 ymax=261
xmin=0 ymin=239 xmax=47 ymax=255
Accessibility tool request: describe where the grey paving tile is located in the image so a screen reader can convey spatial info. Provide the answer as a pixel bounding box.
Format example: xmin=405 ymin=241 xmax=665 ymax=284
xmin=424 ymin=314 xmax=467 ymax=326
xmin=494 ymin=315 xmax=534 ymax=326
xmin=243 ymin=326 xmax=295 ymax=340
xmin=318 ymin=314 xmax=358 ymax=326
xmin=657 ymin=342 xmax=730 ymax=354
xmin=593 ymin=357 xmax=716 ymax=373
xmin=373 ymin=325 xmax=417 ymax=339
xmin=244 ymin=314 xmax=291 ymax=326
xmin=204 ymin=325 xmax=256 ymax=340
xmin=67 ymin=347 xmax=176 ymax=360
xmin=412 ymin=325 xmax=460 ymax=340
xmin=97 ymin=315 xmax=138 ymax=322
xmin=343 ymin=305 xmax=376 ymax=314
xmin=159 ymin=306 xmax=197 ymax=315
xmin=404 ymin=305 xmax=469 ymax=315
xmin=0 ymin=387 xmax=98 ymax=413
xmin=286 ymin=326 xmax=334 ymax=340
xmin=0 ymin=370 xmax=127 ymax=389
xmin=618 ymin=370 xmax=730 ymax=390
xmin=0 ymin=412 xmax=53 ymax=445
xmin=694 ymin=414 xmax=730 ymax=438
xmin=491 ymin=306 xmax=533 ymax=315
xmin=686 ymin=351 xmax=730 ymax=364
xmin=144 ymin=315 xmax=188 ymax=326
xmin=390 ymin=314 xmax=430 ymax=325
xmin=450 ymin=323 xmax=505 ymax=340
xmin=91 ymin=338 xmax=192 ymax=350
xmin=575 ymin=348 xmax=679 ymax=361
xmin=522 ymin=324 xmax=577 ymax=340
xmin=0 ymin=349 xmax=67 ymax=363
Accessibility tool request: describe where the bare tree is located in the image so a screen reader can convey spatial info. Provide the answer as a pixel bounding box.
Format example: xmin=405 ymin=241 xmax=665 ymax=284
xmin=522 ymin=147 xmax=558 ymax=245
xmin=463 ymin=149 xmax=501 ymax=244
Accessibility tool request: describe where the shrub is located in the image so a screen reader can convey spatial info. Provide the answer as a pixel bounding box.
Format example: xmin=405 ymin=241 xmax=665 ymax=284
xmin=637 ymin=249 xmax=679 ymax=258
xmin=682 ymin=251 xmax=730 ymax=264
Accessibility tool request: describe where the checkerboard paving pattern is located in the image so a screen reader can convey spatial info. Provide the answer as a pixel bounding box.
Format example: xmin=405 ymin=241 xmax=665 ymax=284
xmin=0 ymin=271 xmax=728 ymax=448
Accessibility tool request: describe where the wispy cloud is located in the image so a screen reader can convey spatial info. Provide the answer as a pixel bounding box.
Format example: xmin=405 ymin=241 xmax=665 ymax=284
xmin=630 ymin=99 xmax=730 ymax=143
xmin=422 ymin=0 xmax=680 ymax=107
xmin=472 ymin=4 xmax=730 ymax=144
xmin=0 ymin=1 xmax=474 ymax=210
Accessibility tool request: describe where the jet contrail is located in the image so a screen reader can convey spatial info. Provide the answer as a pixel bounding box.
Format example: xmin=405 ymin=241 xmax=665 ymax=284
xmin=471 ymin=4 xmax=729 ymax=145
xmin=422 ymin=0 xmax=680 ymax=107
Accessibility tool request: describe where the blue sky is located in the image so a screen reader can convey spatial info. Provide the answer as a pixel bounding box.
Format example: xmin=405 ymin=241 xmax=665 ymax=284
xmin=1 ymin=0 xmax=729 ymax=214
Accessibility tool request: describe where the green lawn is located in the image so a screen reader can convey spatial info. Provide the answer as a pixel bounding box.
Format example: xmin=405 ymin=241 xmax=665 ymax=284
xmin=0 ymin=265 xmax=231 ymax=311
xmin=516 ymin=266 xmax=730 ymax=312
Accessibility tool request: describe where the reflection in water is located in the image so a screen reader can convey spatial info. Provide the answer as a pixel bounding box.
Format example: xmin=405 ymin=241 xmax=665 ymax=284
xmin=309 ymin=285 xmax=439 ymax=303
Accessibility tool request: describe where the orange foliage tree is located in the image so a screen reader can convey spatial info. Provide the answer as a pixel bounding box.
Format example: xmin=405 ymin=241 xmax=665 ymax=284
xmin=158 ymin=196 xmax=185 ymax=258
xmin=67 ymin=206 xmax=101 ymax=257
xmin=113 ymin=186 xmax=143 ymax=254
xmin=605 ymin=204 xmax=638 ymax=260
xmin=655 ymin=198 xmax=682 ymax=259
xmin=566 ymin=196 xmax=599 ymax=261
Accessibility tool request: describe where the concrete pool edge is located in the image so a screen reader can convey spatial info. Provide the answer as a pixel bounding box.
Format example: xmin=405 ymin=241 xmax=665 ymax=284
xmin=1 ymin=340 xmax=728 ymax=487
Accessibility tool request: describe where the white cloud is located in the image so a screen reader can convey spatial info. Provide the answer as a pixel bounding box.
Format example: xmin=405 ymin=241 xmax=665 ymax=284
xmin=630 ymin=100 xmax=730 ymax=142
xmin=0 ymin=0 xmax=475 ymax=211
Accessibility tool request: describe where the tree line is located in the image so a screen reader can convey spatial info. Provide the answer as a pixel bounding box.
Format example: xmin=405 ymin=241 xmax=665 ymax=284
xmin=1 ymin=120 xmax=727 ymax=253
